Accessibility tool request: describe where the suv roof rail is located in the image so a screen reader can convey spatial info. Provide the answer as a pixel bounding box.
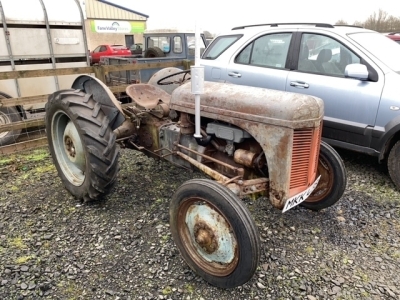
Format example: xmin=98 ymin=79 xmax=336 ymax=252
xmin=232 ymin=23 xmax=334 ymax=30
xmin=334 ymin=24 xmax=364 ymax=28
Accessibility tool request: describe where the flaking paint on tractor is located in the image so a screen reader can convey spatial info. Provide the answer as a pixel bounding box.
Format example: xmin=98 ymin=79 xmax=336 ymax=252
xmin=45 ymin=66 xmax=346 ymax=288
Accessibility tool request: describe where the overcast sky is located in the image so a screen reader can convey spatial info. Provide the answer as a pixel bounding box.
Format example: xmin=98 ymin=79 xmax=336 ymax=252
xmin=107 ymin=0 xmax=399 ymax=35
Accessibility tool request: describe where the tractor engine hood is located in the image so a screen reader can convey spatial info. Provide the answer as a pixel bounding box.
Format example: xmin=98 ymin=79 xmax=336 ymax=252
xmin=170 ymin=81 xmax=323 ymax=129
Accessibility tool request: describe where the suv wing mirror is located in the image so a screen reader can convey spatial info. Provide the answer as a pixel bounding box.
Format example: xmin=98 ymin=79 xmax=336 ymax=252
xmin=345 ymin=63 xmax=369 ymax=80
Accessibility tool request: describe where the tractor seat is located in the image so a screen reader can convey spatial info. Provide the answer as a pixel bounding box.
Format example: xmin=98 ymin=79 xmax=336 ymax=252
xmin=126 ymin=84 xmax=171 ymax=110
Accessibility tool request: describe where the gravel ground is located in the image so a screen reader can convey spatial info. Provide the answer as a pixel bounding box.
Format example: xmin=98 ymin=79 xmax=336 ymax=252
xmin=0 ymin=146 xmax=399 ymax=300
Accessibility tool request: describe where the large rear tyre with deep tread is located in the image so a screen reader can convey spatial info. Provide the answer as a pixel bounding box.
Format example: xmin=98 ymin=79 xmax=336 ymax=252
xmin=45 ymin=90 xmax=119 ymax=202
xmin=388 ymin=141 xmax=400 ymax=190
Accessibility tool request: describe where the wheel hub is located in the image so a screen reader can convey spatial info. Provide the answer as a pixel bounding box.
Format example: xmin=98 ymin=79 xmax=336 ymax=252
xmin=64 ymin=136 xmax=76 ymax=158
xmin=185 ymin=202 xmax=236 ymax=265
xmin=62 ymin=121 xmax=85 ymax=171
xmin=52 ymin=112 xmax=86 ymax=186
xmin=194 ymin=222 xmax=218 ymax=254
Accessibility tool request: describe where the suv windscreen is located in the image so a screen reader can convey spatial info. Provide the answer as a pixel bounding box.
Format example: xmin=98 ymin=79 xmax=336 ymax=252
xmin=348 ymin=32 xmax=400 ymax=72
xmin=202 ymin=35 xmax=242 ymax=59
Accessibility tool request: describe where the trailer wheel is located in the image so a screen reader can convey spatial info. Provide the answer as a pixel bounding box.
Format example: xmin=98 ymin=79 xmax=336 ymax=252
xmin=0 ymin=105 xmax=22 ymax=146
xmin=388 ymin=140 xmax=400 ymax=190
xmin=170 ymin=179 xmax=260 ymax=288
xmin=45 ymin=90 xmax=119 ymax=202
xmin=300 ymin=141 xmax=346 ymax=211
xmin=144 ymin=47 xmax=165 ymax=58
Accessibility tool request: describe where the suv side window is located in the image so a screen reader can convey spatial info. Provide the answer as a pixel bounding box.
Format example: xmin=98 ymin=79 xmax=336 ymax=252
xmin=235 ymin=33 xmax=292 ymax=69
xmin=298 ymin=33 xmax=360 ymax=76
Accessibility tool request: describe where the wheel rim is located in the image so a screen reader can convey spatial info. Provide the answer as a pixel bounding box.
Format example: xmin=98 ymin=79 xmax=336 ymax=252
xmin=0 ymin=110 xmax=11 ymax=139
xmin=177 ymin=197 xmax=239 ymax=277
xmin=51 ymin=110 xmax=86 ymax=186
xmin=305 ymin=156 xmax=334 ymax=202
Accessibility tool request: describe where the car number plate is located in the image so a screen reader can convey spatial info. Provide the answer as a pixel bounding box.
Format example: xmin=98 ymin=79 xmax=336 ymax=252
xmin=282 ymin=175 xmax=321 ymax=213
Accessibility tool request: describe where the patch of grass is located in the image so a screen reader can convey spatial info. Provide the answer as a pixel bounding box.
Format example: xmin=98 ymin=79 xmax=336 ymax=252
xmin=10 ymin=185 xmax=19 ymax=192
xmin=160 ymin=235 xmax=170 ymax=243
xmin=15 ymin=255 xmax=34 ymax=264
xmin=24 ymin=149 xmax=49 ymax=162
xmin=162 ymin=286 xmax=172 ymax=295
xmin=0 ymin=148 xmax=49 ymax=168
xmin=361 ymin=291 xmax=370 ymax=298
xmin=0 ymin=156 xmax=14 ymax=166
xmin=8 ymin=237 xmax=28 ymax=249
xmin=35 ymin=164 xmax=55 ymax=174
xmin=57 ymin=281 xmax=85 ymax=300
xmin=185 ymin=283 xmax=194 ymax=294
xmin=354 ymin=269 xmax=369 ymax=282
xmin=305 ymin=246 xmax=314 ymax=254
xmin=342 ymin=255 xmax=351 ymax=265
xmin=312 ymin=227 xmax=322 ymax=234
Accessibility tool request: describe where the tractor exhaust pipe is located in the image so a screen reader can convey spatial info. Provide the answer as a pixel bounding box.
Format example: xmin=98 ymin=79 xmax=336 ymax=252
xmin=191 ymin=21 xmax=204 ymax=139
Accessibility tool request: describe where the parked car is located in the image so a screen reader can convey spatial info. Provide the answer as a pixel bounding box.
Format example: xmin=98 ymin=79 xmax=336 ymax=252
xmin=89 ymin=44 xmax=131 ymax=64
xmin=386 ymin=32 xmax=400 ymax=44
xmin=200 ymin=23 xmax=400 ymax=189
xmin=129 ymin=43 xmax=143 ymax=56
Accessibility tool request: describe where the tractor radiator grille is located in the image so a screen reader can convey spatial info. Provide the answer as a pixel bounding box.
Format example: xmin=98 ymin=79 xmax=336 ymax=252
xmin=289 ymin=126 xmax=321 ymax=196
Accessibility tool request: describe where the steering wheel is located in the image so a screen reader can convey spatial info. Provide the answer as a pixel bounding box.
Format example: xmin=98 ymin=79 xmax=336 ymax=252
xmin=156 ymin=69 xmax=191 ymax=85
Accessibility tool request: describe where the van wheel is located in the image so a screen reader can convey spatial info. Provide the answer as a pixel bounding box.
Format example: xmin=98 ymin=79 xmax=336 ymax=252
xmin=144 ymin=47 xmax=165 ymax=58
xmin=388 ymin=141 xmax=400 ymax=190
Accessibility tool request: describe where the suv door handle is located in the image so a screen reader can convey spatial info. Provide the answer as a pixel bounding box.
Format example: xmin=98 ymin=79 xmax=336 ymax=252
xmin=228 ymin=72 xmax=242 ymax=78
xmin=290 ymin=81 xmax=309 ymax=88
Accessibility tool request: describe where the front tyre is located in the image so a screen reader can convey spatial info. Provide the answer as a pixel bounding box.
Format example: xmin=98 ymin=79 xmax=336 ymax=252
xmin=45 ymin=90 xmax=119 ymax=202
xmin=388 ymin=141 xmax=400 ymax=190
xmin=170 ymin=179 xmax=260 ymax=288
xmin=300 ymin=141 xmax=346 ymax=211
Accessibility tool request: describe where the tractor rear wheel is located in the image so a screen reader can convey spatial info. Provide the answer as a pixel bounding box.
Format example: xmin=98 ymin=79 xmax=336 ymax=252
xmin=45 ymin=90 xmax=119 ymax=202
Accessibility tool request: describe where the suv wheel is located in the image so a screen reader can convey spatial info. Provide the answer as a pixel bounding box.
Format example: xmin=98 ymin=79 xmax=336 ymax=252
xmin=388 ymin=141 xmax=400 ymax=190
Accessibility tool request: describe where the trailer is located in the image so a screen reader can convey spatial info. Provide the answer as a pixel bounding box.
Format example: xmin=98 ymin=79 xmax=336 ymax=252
xmin=0 ymin=0 xmax=89 ymax=146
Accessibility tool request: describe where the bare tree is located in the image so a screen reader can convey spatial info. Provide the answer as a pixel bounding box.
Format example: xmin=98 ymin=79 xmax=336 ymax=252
xmin=353 ymin=9 xmax=400 ymax=32
xmin=335 ymin=19 xmax=348 ymax=25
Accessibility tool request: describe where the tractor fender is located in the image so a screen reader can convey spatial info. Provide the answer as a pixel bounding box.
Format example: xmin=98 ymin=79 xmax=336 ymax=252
xmin=71 ymin=75 xmax=125 ymax=130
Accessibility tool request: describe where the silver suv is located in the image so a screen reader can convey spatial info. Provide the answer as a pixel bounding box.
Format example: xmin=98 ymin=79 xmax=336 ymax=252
xmin=200 ymin=23 xmax=400 ymax=189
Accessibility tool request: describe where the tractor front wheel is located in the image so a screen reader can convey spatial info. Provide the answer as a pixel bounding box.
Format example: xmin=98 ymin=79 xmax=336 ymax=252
xmin=301 ymin=141 xmax=346 ymax=211
xmin=170 ymin=179 xmax=260 ymax=288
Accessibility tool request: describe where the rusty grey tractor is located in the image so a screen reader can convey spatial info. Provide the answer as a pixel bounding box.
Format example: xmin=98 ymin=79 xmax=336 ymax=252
xmin=45 ymin=67 xmax=346 ymax=288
